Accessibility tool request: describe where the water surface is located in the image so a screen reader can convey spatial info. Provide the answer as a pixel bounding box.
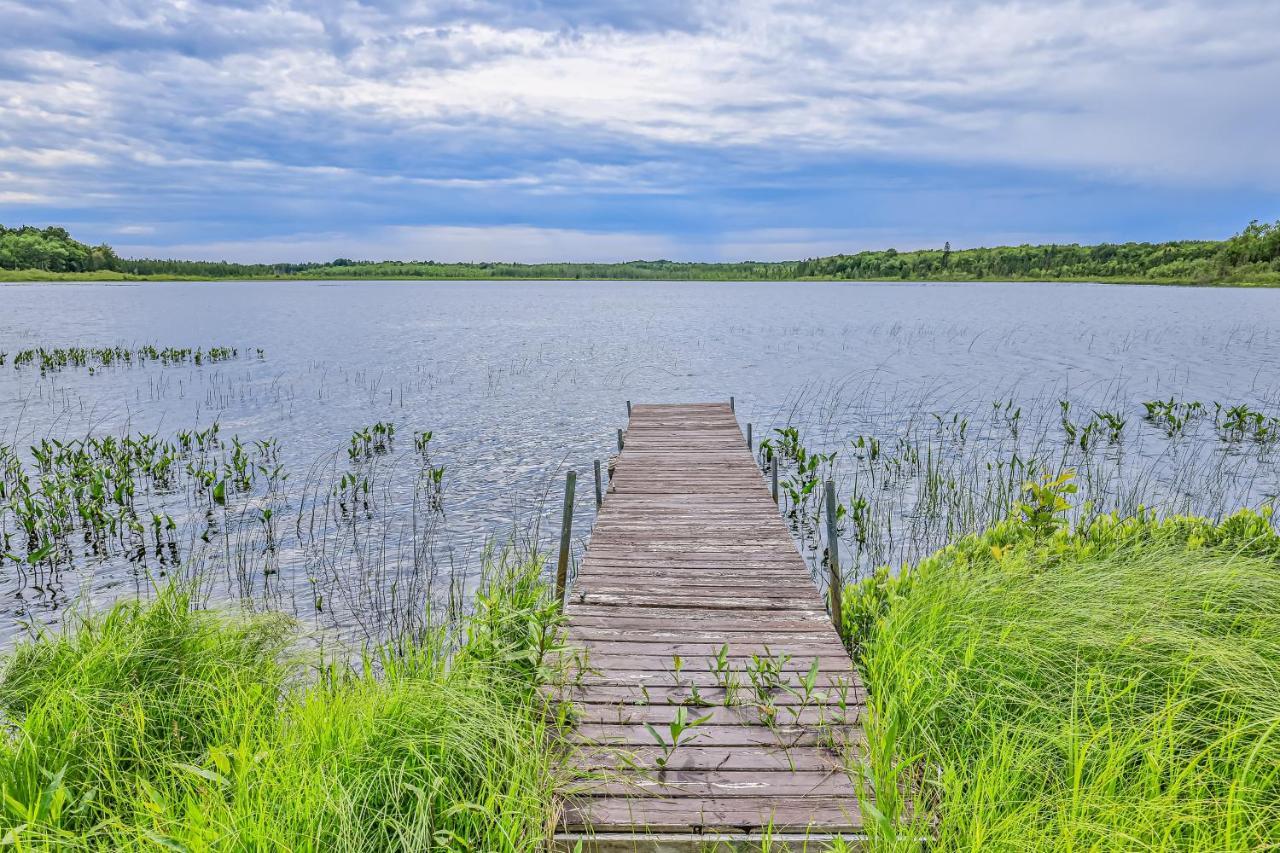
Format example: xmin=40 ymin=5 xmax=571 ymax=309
xmin=2 ymin=279 xmax=1279 ymax=646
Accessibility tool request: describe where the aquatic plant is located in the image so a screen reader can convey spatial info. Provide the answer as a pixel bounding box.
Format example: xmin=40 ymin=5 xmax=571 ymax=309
xmin=762 ymin=387 xmax=1280 ymax=589
xmin=1059 ymin=401 xmax=1125 ymax=450
xmin=0 ymin=423 xmax=285 ymax=576
xmin=0 ymin=412 xmax=461 ymax=649
xmin=348 ymin=421 xmax=396 ymax=461
xmin=1142 ymin=398 xmax=1205 ymax=437
xmin=760 ymin=427 xmax=838 ymax=538
xmin=5 ymin=345 xmax=253 ymax=375
xmin=1213 ymin=402 xmax=1280 ymax=446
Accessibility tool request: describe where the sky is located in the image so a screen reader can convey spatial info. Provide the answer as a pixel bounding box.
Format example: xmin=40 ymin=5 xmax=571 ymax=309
xmin=1 ymin=0 xmax=1278 ymax=264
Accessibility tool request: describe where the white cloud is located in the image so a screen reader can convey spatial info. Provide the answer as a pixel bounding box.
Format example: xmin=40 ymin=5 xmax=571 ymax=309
xmin=1 ymin=0 xmax=1276 ymax=260
xmin=0 ymin=146 xmax=101 ymax=168
xmin=219 ymin=0 xmax=1280 ymax=185
xmin=7 ymin=1 xmax=1280 ymax=188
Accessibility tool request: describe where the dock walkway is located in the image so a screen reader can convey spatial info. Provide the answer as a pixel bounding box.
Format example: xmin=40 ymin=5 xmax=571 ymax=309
xmin=556 ymin=403 xmax=868 ymax=850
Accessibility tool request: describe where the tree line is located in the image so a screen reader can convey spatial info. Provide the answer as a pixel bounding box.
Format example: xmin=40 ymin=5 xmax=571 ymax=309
xmin=793 ymin=222 xmax=1279 ymax=283
xmin=3 ymin=220 xmax=1278 ymax=283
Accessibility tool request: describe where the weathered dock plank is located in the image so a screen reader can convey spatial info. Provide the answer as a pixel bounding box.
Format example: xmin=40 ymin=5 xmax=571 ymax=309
xmin=556 ymin=402 xmax=867 ymax=851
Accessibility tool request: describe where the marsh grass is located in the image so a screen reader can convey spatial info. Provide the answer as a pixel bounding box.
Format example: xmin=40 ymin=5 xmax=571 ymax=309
xmin=0 ymin=551 xmax=566 ymax=850
xmin=848 ymin=509 xmax=1280 ymax=850
xmin=759 ymin=379 xmax=1280 ymax=597
xmin=0 ymin=413 xmax=459 ymax=651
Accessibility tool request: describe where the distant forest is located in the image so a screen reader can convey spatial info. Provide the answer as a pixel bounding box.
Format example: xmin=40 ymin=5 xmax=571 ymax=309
xmin=2 ymin=220 xmax=1278 ymax=284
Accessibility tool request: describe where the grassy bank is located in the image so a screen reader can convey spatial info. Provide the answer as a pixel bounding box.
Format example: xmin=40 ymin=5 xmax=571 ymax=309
xmin=0 ymin=554 xmax=567 ymax=850
xmin=847 ymin=499 xmax=1280 ymax=850
xmin=0 ymin=269 xmax=215 ymax=282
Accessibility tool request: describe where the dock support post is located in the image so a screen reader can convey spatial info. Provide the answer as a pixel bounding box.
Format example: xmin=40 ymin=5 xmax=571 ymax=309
xmin=593 ymin=459 xmax=603 ymax=508
xmin=747 ymin=422 xmax=753 ymax=450
xmin=729 ymin=395 xmax=735 ymax=413
xmin=771 ymin=456 xmax=779 ymax=504
xmin=824 ymin=480 xmax=843 ymax=637
xmin=626 ymin=400 xmax=632 ymax=417
xmin=616 ymin=428 xmax=624 ymax=451
xmin=556 ymin=471 xmax=577 ymax=604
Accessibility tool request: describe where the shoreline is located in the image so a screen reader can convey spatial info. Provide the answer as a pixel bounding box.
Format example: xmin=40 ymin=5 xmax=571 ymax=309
xmin=3 ymin=270 xmax=1278 ymax=287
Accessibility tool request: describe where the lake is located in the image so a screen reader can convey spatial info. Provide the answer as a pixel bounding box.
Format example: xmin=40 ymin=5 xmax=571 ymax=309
xmin=3 ymin=279 xmax=1280 ymax=647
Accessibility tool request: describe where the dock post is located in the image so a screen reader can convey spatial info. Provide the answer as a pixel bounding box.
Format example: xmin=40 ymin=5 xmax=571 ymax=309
xmin=593 ymin=459 xmax=603 ymax=508
xmin=556 ymin=471 xmax=577 ymax=604
xmin=626 ymin=400 xmax=632 ymax=417
xmin=747 ymin=422 xmax=753 ymax=450
xmin=616 ymin=428 xmax=624 ymax=451
xmin=824 ymin=480 xmax=843 ymax=636
xmin=771 ymin=456 xmax=779 ymax=504
xmin=729 ymin=395 xmax=735 ymax=413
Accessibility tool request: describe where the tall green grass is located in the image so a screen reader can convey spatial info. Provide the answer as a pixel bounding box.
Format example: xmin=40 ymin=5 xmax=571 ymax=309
xmin=0 ymin=554 xmax=566 ymax=850
xmin=848 ymin=506 xmax=1280 ymax=850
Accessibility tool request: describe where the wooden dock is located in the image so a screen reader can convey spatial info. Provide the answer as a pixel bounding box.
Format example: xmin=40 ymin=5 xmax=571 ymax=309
xmin=556 ymin=403 xmax=868 ymax=851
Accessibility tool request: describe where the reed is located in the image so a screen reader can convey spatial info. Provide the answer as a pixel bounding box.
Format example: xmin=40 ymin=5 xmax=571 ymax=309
xmin=759 ymin=383 xmax=1280 ymax=596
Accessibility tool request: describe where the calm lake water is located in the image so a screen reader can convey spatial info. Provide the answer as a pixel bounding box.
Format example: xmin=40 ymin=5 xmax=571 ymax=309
xmin=3 ymin=279 xmax=1280 ymax=647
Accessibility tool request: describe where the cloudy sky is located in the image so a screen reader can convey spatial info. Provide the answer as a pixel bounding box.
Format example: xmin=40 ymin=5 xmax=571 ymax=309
xmin=1 ymin=0 xmax=1277 ymax=263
